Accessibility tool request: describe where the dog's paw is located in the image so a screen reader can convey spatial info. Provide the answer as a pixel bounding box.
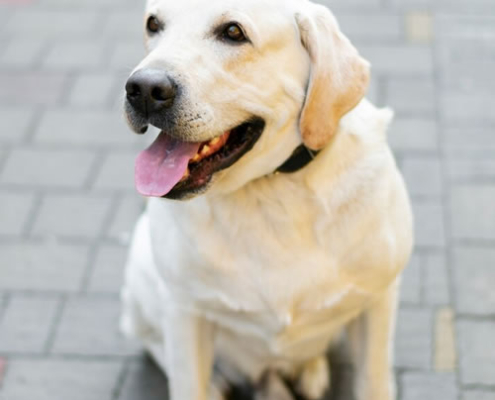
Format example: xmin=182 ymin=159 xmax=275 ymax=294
xmin=210 ymin=382 xmax=226 ymax=400
xmin=256 ymin=372 xmax=295 ymax=400
xmin=297 ymin=357 xmax=330 ymax=400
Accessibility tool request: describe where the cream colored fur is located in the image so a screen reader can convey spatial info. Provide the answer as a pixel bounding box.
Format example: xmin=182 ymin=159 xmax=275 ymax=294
xmin=121 ymin=0 xmax=414 ymax=399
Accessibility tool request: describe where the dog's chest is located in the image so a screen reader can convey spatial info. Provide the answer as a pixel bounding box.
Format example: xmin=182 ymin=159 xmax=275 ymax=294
xmin=149 ymin=196 xmax=376 ymax=355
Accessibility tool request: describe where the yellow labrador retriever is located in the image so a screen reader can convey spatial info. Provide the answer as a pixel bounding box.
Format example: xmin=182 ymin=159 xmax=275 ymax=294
xmin=121 ymin=0 xmax=413 ymax=399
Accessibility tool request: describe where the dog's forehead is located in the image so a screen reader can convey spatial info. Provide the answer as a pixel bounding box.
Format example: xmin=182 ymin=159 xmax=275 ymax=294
xmin=147 ymin=0 xmax=304 ymax=20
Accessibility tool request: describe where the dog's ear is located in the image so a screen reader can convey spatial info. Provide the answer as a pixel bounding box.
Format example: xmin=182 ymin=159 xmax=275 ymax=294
xmin=296 ymin=5 xmax=370 ymax=150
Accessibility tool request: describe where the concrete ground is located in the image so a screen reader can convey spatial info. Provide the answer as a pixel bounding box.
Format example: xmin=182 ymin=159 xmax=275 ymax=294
xmin=0 ymin=0 xmax=494 ymax=399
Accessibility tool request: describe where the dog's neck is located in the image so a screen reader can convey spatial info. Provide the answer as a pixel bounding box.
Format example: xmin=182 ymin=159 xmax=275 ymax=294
xmin=275 ymin=145 xmax=320 ymax=174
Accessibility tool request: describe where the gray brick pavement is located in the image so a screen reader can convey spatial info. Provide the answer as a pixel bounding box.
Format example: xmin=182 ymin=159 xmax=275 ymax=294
xmin=0 ymin=359 xmax=123 ymax=400
xmin=0 ymin=193 xmax=34 ymax=236
xmin=31 ymin=194 xmax=114 ymax=239
xmin=401 ymin=372 xmax=458 ymax=400
xmin=0 ymin=148 xmax=95 ymax=188
xmin=457 ymin=320 xmax=495 ymax=386
xmin=51 ymin=297 xmax=141 ymax=357
xmin=0 ymin=243 xmax=89 ymax=292
xmin=0 ymin=0 xmax=494 ymax=398
xmin=0 ymin=296 xmax=59 ymax=354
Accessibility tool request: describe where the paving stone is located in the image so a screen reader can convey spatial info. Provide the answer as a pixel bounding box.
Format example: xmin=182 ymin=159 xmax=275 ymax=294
xmin=395 ymin=308 xmax=432 ymax=369
xmin=401 ymin=372 xmax=458 ymax=400
xmin=388 ymin=118 xmax=438 ymax=152
xmin=438 ymin=39 xmax=495 ymax=72
xmin=318 ymin=0 xmax=382 ymax=10
xmin=42 ymin=41 xmax=108 ymax=70
xmin=446 ymin=158 xmax=495 ymax=181
xmin=366 ymin=76 xmax=379 ymax=104
xmin=106 ymin=195 xmax=144 ymax=243
xmin=4 ymin=10 xmax=99 ymax=37
xmin=385 ymin=77 xmax=436 ymax=116
xmin=0 ymin=296 xmax=59 ymax=354
xmin=0 ymin=107 xmax=35 ymax=143
xmin=94 ymin=152 xmax=137 ymax=191
xmin=0 ymin=359 xmax=122 ymax=400
xmin=441 ymin=93 xmax=495 ymax=125
xmin=423 ymin=252 xmax=450 ymax=306
xmin=400 ymin=254 xmax=421 ymax=305
xmin=69 ymin=73 xmax=116 ymax=108
xmin=0 ymin=72 xmax=67 ymax=106
xmin=0 ymin=192 xmax=34 ymax=236
xmin=434 ymin=308 xmax=457 ymax=372
xmin=412 ymin=201 xmax=446 ymax=248
xmin=119 ymin=358 xmax=169 ymax=400
xmin=436 ymin=15 xmax=495 ymax=40
xmin=444 ymin=127 xmax=495 ymax=158
xmin=0 ymin=148 xmax=95 ymax=188
xmin=336 ymin=14 xmax=403 ymax=42
xmin=39 ymin=0 xmax=126 ymax=7
xmin=32 ymin=194 xmax=113 ymax=239
xmin=464 ymin=391 xmax=495 ymax=400
xmin=450 ymin=185 xmax=495 ymax=241
xmin=440 ymin=64 xmax=495 ymax=94
xmin=360 ymin=45 xmax=433 ymax=75
xmin=102 ymin=10 xmax=146 ymax=38
xmin=35 ymin=109 xmax=137 ymax=147
xmin=457 ymin=320 xmax=495 ymax=386
xmin=88 ymin=245 xmax=127 ymax=294
xmin=390 ymin=0 xmax=495 ymax=11
xmin=406 ymin=11 xmax=433 ymax=44
xmin=453 ymin=247 xmax=495 ymax=316
xmin=109 ymin=41 xmax=145 ymax=71
xmin=52 ymin=297 xmax=141 ymax=356
xmin=402 ymin=157 xmax=443 ymax=198
xmin=0 ymin=243 xmax=88 ymax=292
xmin=0 ymin=39 xmax=46 ymax=69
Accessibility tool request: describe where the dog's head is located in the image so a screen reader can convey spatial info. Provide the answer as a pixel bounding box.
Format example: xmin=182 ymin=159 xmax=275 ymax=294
xmin=124 ymin=0 xmax=370 ymax=200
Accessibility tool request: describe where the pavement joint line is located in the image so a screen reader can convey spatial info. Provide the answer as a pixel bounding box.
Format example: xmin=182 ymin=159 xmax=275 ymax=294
xmin=455 ymin=314 xmax=495 ymax=323
xmin=79 ymin=193 xmax=122 ymax=293
xmin=22 ymin=107 xmax=45 ymax=143
xmin=0 ymin=147 xmax=11 ymax=176
xmin=21 ymin=192 xmax=44 ymax=238
xmin=0 ymin=295 xmax=11 ymax=326
xmin=57 ymin=70 xmax=78 ymax=108
xmin=417 ymin=253 xmax=426 ymax=306
xmin=0 ymin=352 xmax=141 ymax=362
xmin=112 ymin=361 xmax=130 ymax=400
xmin=84 ymin=149 xmax=110 ymax=190
xmin=43 ymin=295 xmax=67 ymax=354
xmin=430 ymin=17 xmax=463 ymax=400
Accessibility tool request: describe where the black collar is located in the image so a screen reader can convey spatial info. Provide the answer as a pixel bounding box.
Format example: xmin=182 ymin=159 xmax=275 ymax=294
xmin=275 ymin=145 xmax=320 ymax=174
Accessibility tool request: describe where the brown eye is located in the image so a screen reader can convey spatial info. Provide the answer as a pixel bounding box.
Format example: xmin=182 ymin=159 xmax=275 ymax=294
xmin=224 ymin=24 xmax=246 ymax=42
xmin=147 ymin=16 xmax=162 ymax=34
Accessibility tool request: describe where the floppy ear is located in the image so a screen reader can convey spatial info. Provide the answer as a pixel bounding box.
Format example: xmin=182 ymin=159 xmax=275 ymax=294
xmin=296 ymin=5 xmax=370 ymax=150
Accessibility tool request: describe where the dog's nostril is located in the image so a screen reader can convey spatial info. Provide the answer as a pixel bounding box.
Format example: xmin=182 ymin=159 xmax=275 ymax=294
xmin=127 ymin=83 xmax=141 ymax=98
xmin=151 ymin=87 xmax=169 ymax=102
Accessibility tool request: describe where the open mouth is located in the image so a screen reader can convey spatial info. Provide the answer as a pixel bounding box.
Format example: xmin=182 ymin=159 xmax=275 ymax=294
xmin=135 ymin=118 xmax=265 ymax=199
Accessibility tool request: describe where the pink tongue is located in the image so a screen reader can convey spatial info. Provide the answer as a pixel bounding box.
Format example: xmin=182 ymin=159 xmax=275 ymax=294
xmin=135 ymin=131 xmax=200 ymax=197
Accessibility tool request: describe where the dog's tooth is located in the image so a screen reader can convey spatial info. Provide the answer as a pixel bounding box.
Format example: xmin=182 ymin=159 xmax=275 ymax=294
xmin=190 ymin=154 xmax=201 ymax=163
xmin=210 ymin=137 xmax=220 ymax=146
xmin=201 ymin=145 xmax=211 ymax=155
xmin=180 ymin=167 xmax=190 ymax=182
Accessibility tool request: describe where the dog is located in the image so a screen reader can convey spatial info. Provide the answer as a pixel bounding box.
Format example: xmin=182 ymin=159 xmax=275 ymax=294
xmin=120 ymin=0 xmax=414 ymax=399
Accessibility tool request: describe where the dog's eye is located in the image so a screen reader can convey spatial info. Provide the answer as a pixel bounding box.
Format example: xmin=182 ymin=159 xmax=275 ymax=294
xmin=223 ymin=24 xmax=246 ymax=43
xmin=146 ymin=16 xmax=162 ymax=34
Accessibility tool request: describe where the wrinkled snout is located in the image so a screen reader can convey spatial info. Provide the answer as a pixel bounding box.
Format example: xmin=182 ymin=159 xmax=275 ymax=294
xmin=125 ymin=69 xmax=177 ymax=120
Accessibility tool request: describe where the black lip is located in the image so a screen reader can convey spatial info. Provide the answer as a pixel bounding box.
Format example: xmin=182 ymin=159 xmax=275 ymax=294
xmin=164 ymin=118 xmax=265 ymax=200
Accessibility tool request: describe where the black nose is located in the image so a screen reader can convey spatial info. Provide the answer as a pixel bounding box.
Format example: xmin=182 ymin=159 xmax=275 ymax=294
xmin=125 ymin=69 xmax=177 ymax=117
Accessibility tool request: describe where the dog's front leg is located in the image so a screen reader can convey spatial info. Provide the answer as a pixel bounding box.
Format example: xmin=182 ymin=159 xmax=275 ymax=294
xmin=347 ymin=280 xmax=399 ymax=400
xmin=164 ymin=307 xmax=215 ymax=400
